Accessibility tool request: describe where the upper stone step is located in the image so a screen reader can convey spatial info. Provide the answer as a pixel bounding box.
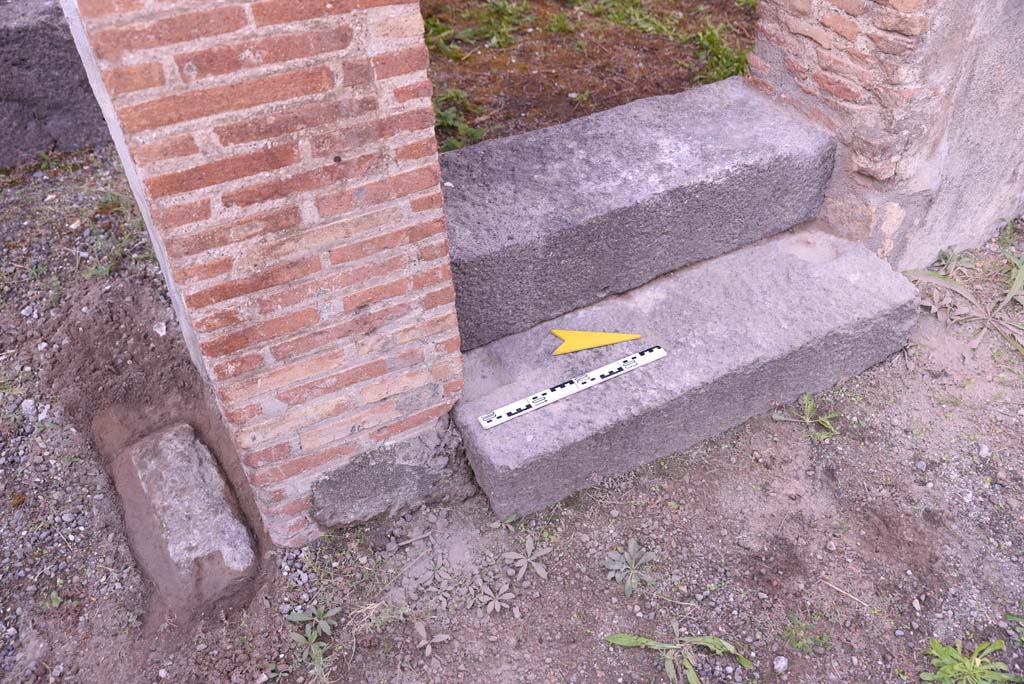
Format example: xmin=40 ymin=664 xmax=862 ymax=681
xmin=441 ymin=77 xmax=836 ymax=350
xmin=452 ymin=231 xmax=918 ymax=517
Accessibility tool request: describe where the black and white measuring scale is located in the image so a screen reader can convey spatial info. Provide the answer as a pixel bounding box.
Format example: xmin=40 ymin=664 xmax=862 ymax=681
xmin=477 ymin=345 xmax=667 ymax=429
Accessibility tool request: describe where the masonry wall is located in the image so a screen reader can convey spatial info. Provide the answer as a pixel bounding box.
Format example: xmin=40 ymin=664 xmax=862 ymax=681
xmin=61 ymin=0 xmax=463 ymax=546
xmin=751 ymin=0 xmax=1024 ymax=268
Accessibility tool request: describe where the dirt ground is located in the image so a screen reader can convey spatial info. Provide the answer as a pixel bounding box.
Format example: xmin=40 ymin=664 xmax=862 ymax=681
xmin=1 ymin=144 xmax=1023 ymax=684
xmin=425 ymin=0 xmax=755 ymax=148
xmin=3 ymin=1 xmax=1024 ymax=681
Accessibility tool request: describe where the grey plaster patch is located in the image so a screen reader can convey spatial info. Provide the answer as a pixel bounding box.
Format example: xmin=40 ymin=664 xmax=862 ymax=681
xmin=453 ymin=231 xmax=918 ymax=517
xmin=311 ymin=416 xmax=475 ymax=528
xmin=441 ymin=77 xmax=836 ymax=349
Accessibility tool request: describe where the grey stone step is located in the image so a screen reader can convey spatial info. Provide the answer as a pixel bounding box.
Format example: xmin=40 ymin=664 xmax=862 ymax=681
xmin=441 ymin=77 xmax=836 ymax=350
xmin=452 ymin=232 xmax=918 ymax=517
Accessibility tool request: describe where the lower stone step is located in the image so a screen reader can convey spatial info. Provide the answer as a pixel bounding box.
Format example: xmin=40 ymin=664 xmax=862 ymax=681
xmin=452 ymin=231 xmax=918 ymax=517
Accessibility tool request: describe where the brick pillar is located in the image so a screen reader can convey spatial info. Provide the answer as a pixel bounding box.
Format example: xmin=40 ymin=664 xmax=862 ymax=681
xmin=61 ymin=0 xmax=463 ymax=545
xmin=750 ymin=0 xmax=1024 ymax=267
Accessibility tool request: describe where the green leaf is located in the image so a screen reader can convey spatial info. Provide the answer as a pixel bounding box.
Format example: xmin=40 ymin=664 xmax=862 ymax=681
xmin=604 ymin=633 xmax=676 ymax=650
xmin=683 ymin=658 xmax=701 ymax=684
xmin=905 ymin=269 xmax=983 ymax=308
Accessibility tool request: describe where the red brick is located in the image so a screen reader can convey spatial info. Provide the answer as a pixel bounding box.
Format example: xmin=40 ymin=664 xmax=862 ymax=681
xmin=410 ymin=191 xmax=444 ymax=212
xmin=360 ymin=369 xmax=432 ymax=403
xmin=277 ymin=359 xmax=389 ymax=405
xmin=434 ymin=335 xmax=461 ymax=354
xmin=379 ymin=107 xmax=435 ymax=137
xmin=395 ymin=137 xmax=437 ymax=161
xmin=175 ymin=256 xmax=234 ymax=284
xmin=357 ymin=0 xmax=418 ymax=6
xmin=827 ymin=0 xmax=870 ymax=16
xmin=221 ymin=347 xmax=351 ymax=404
xmin=91 ymin=7 xmax=248 ymax=61
xmin=342 ymin=276 xmax=412 ymax=311
xmin=868 ymin=30 xmax=916 ymax=54
xmin=298 ymin=401 xmax=398 ymax=451
xmin=176 ymin=27 xmax=352 ymax=82
xmin=225 ymin=403 xmax=262 ymax=425
xmin=820 ymin=12 xmax=860 ymax=41
xmin=120 ymin=66 xmax=334 ymax=133
xmin=213 ymin=352 xmax=265 ymax=380
xmin=816 ymin=48 xmax=874 ymax=86
xmin=309 ymin=121 xmax=381 ymax=159
xmin=871 ymin=9 xmax=928 ymax=36
xmin=417 ymin=236 xmax=449 ymax=261
xmin=263 ymin=494 xmax=314 ymax=518
xmin=431 ymin=358 xmax=460 ymax=382
xmin=239 ymin=444 xmax=292 ymax=471
xmin=342 ymin=59 xmax=374 ymax=86
xmin=167 ymin=206 xmax=301 ymax=258
xmin=393 ymin=311 xmax=457 ymax=344
xmin=391 ymin=165 xmax=441 ymax=199
xmin=372 ymin=45 xmax=429 ymax=80
xmin=201 ymin=307 xmax=320 ymax=358
xmin=812 ymin=71 xmax=868 ymax=102
xmin=252 ymin=0 xmax=356 ymax=26
xmin=393 ymin=79 xmax=433 ymax=103
xmin=257 ymin=253 xmax=407 ymax=313
xmin=785 ymin=17 xmax=832 ymax=48
xmin=151 ymin=198 xmax=211 ymax=229
xmin=409 ymin=217 xmax=445 ymax=242
xmin=187 ymin=255 xmax=321 ymax=309
xmin=146 ymin=144 xmax=300 ymax=199
xmin=77 ymin=0 xmax=143 ymax=19
xmin=422 ymin=285 xmax=455 ymax=309
xmin=371 ymin=402 xmax=451 ymax=442
xmin=222 ymin=153 xmax=379 ymax=207
xmin=411 ymin=263 xmax=450 ymax=289
xmin=252 ymin=207 xmax=402 ymax=264
xmin=270 ymin=302 xmax=410 ymax=359
xmin=102 ymin=62 xmax=165 ymax=96
xmin=328 ymin=226 xmax=409 ymax=264
xmin=194 ymin=309 xmax=244 ymax=333
xmin=885 ymin=0 xmax=924 ymax=12
xmin=133 ymin=134 xmax=199 ymax=165
xmin=443 ymin=378 xmax=464 ymax=396
xmin=215 ymin=101 xmax=354 ymax=146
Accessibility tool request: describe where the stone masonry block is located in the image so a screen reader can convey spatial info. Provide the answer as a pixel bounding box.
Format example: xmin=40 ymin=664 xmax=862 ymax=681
xmin=453 ymin=232 xmax=918 ymax=517
xmin=441 ymin=77 xmax=836 ymax=349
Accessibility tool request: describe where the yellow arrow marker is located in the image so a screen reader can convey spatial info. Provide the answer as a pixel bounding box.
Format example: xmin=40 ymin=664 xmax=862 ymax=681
xmin=550 ymin=329 xmax=642 ymax=355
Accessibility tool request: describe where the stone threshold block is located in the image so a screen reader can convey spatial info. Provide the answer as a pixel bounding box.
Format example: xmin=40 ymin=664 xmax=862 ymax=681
xmin=453 ymin=231 xmax=918 ymax=517
xmin=111 ymin=424 xmax=256 ymax=617
xmin=441 ymin=77 xmax=836 ymax=349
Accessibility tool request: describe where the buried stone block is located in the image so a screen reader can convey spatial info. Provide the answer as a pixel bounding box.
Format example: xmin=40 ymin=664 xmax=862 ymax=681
xmin=112 ymin=424 xmax=255 ymax=614
xmin=311 ymin=417 xmax=474 ymax=528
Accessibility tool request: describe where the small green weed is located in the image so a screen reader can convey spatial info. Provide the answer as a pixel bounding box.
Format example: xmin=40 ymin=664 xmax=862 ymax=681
xmin=502 ymin=534 xmax=551 ymax=580
xmin=460 ymin=0 xmax=536 ymax=48
xmin=691 ymin=20 xmax=749 ymax=83
xmin=772 ymin=393 xmax=840 ymax=441
xmin=920 ymin=638 xmax=1021 ymax=684
xmin=42 ymin=590 xmax=63 ymax=610
xmin=434 ymin=89 xmax=487 ymax=151
xmin=580 ymin=0 xmax=682 ymax=40
xmin=424 ymin=16 xmax=466 ymax=60
xmin=735 ymin=0 xmax=758 ymax=9
xmin=1004 ymin=603 xmax=1024 ymax=646
xmin=997 ymin=217 xmax=1022 ymax=250
xmin=604 ymin=538 xmax=655 ymax=597
xmin=780 ymin=614 xmax=832 ymax=654
xmin=909 ymin=258 xmax=1024 ymax=359
xmin=547 ymin=11 xmax=577 ymax=33
xmin=288 ymin=606 xmax=342 ymax=683
xmin=605 ymin=621 xmax=753 ymax=684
